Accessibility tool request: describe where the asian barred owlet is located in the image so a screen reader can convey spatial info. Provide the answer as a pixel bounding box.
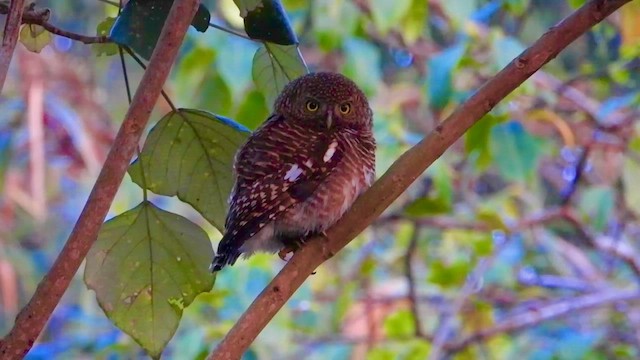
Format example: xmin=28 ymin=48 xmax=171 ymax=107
xmin=210 ymin=72 xmax=375 ymax=272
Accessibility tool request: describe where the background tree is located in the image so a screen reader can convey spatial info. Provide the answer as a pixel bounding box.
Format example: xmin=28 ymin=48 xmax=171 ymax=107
xmin=0 ymin=0 xmax=638 ymax=359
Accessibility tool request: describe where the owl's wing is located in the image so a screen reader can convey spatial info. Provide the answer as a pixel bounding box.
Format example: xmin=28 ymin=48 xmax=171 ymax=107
xmin=212 ymin=115 xmax=342 ymax=269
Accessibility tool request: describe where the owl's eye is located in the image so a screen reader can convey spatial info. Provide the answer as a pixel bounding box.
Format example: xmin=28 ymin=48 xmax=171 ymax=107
xmin=339 ymin=103 xmax=351 ymax=115
xmin=306 ymin=100 xmax=319 ymax=112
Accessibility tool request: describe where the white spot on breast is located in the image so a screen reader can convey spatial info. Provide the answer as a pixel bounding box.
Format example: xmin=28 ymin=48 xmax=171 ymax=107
xmin=323 ymin=141 xmax=338 ymax=163
xmin=284 ymin=164 xmax=303 ymax=181
xmin=304 ymin=159 xmax=313 ymax=168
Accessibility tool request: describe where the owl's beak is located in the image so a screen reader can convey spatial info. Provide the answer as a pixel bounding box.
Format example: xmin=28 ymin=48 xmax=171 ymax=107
xmin=326 ymin=112 xmax=333 ymax=129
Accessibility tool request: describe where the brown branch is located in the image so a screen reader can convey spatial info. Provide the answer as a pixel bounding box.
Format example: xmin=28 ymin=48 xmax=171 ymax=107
xmin=404 ymin=226 xmax=425 ymax=338
xmin=0 ymin=0 xmax=200 ymax=358
xmin=209 ymin=1 xmax=633 ymax=359
xmin=0 ymin=3 xmax=109 ymax=44
xmin=0 ymin=0 xmax=26 ymax=92
xmin=448 ymin=288 xmax=640 ymax=351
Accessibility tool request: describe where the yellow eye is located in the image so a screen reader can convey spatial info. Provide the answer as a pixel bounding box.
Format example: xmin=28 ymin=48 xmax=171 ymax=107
xmin=339 ymin=103 xmax=351 ymax=114
xmin=306 ymin=100 xmax=319 ymax=112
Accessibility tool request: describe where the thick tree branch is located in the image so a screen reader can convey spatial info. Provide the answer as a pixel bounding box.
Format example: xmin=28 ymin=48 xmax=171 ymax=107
xmin=209 ymin=1 xmax=633 ymax=358
xmin=0 ymin=0 xmax=200 ymax=358
xmin=0 ymin=0 xmax=26 ymax=92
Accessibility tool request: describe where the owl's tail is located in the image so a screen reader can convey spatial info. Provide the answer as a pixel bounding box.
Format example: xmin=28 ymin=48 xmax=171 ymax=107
xmin=209 ymin=240 xmax=240 ymax=272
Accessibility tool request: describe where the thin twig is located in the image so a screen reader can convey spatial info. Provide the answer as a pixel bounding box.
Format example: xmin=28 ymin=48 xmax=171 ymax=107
xmin=208 ymin=1 xmax=633 ymax=359
xmin=0 ymin=1 xmax=201 ymax=357
xmin=404 ymin=225 xmax=425 ymax=337
xmin=208 ymin=22 xmax=254 ymax=41
xmin=0 ymin=0 xmax=26 ymax=92
xmin=448 ymin=288 xmax=640 ymax=351
xmin=0 ymin=3 xmax=110 ymax=44
xmin=122 ymin=46 xmax=178 ymax=111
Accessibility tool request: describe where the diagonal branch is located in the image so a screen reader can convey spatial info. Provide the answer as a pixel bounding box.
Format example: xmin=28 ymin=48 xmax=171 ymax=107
xmin=208 ymin=1 xmax=634 ymax=358
xmin=0 ymin=0 xmax=200 ymax=358
xmin=0 ymin=0 xmax=26 ymax=92
xmin=448 ymin=287 xmax=640 ymax=351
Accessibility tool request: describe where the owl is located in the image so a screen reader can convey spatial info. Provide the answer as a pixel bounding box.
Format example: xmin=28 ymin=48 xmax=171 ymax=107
xmin=210 ymin=72 xmax=375 ymax=272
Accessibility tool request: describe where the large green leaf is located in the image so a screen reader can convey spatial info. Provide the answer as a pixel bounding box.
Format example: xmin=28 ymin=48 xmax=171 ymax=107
xmin=129 ymin=109 xmax=250 ymax=231
xmin=84 ymin=201 xmax=215 ymax=359
xmin=251 ymin=43 xmax=308 ymax=108
xmin=110 ymin=0 xmax=211 ymax=60
xmin=233 ymin=0 xmax=298 ymax=45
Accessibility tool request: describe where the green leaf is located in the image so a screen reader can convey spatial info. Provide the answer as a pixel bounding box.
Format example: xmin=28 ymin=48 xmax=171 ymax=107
xmin=19 ymin=25 xmax=51 ymax=53
xmin=427 ymin=44 xmax=465 ymax=109
xmin=623 ymin=157 xmax=640 ymax=217
xmin=128 ymin=109 xmax=250 ymax=232
xmin=401 ymin=0 xmax=428 ymax=44
xmin=311 ymin=0 xmax=359 ymax=51
xmin=234 ymin=0 xmax=298 ymax=45
xmin=251 ymin=43 xmax=308 ymax=109
xmin=369 ymin=0 xmax=412 ymax=35
xmin=84 ymin=202 xmax=215 ymax=358
xmin=94 ymin=17 xmax=119 ymax=57
xmin=235 ymin=89 xmax=270 ymax=130
xmin=111 ymin=0 xmax=211 ymax=60
xmin=404 ymin=161 xmax=453 ymax=216
xmin=465 ymin=113 xmax=505 ymax=171
xmin=490 ymin=121 xmax=542 ymax=183
xmin=429 ymin=259 xmax=471 ymax=288
xmin=383 ymin=309 xmax=415 ymax=339
xmin=443 ymin=229 xmax=494 ymax=257
xmin=579 ymin=186 xmax=614 ymax=232
xmin=342 ymin=39 xmax=382 ymax=96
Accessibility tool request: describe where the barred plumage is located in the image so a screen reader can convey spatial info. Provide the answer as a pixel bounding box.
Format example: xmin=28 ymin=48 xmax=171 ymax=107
xmin=211 ymin=72 xmax=375 ymax=272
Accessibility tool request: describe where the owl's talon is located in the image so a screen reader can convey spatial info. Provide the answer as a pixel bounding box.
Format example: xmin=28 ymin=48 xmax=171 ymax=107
xmin=278 ymin=247 xmax=295 ymax=261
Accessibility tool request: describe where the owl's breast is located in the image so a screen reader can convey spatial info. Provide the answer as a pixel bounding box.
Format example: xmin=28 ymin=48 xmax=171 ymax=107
xmin=276 ymin=135 xmax=375 ymax=235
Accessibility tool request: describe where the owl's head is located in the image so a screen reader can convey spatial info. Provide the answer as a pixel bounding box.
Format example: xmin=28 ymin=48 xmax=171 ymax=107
xmin=274 ymin=72 xmax=372 ymax=130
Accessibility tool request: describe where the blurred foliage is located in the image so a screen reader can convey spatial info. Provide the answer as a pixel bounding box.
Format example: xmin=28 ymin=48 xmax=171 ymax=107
xmin=0 ymin=0 xmax=640 ymax=359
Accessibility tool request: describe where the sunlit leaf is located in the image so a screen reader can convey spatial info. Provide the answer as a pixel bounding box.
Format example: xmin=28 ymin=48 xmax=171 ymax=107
xmin=401 ymin=0 xmax=428 ymax=44
xmin=621 ymin=2 xmax=640 ymax=48
xmin=234 ymin=0 xmax=298 ymax=45
xmin=85 ymin=201 xmax=215 ymax=359
xmin=428 ymin=259 xmax=471 ymax=288
xmin=19 ymin=25 xmax=51 ymax=53
xmin=369 ymin=0 xmax=412 ymax=35
xmin=251 ymin=43 xmax=308 ymax=108
xmin=427 ymin=43 xmax=465 ymax=109
xmin=490 ymin=121 xmax=542 ymax=183
xmin=443 ymin=229 xmax=493 ymax=257
xmin=129 ymin=109 xmax=250 ymax=232
xmin=111 ymin=0 xmax=211 ymax=60
xmin=383 ymin=309 xmax=415 ymax=339
xmin=94 ymin=17 xmax=118 ymax=57
xmin=312 ymin=0 xmax=359 ymax=51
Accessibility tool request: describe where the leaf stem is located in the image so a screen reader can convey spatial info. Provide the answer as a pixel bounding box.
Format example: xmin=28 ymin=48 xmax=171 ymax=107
xmin=208 ymin=22 xmax=255 ymax=41
xmin=119 ymin=45 xmax=149 ymax=202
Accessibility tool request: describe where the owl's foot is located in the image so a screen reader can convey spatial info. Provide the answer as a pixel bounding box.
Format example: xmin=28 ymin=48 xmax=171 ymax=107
xmin=278 ymin=247 xmax=295 ymax=261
